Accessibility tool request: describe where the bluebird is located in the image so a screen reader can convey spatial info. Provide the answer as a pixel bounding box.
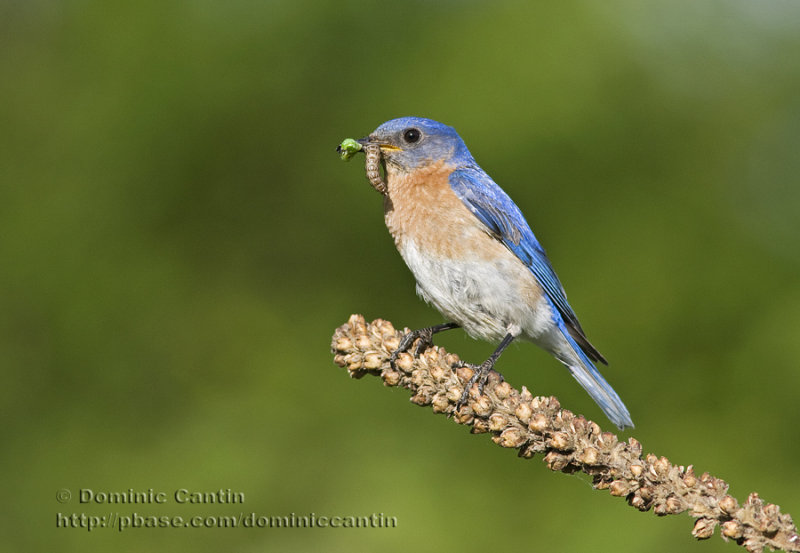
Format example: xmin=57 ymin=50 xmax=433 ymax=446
xmin=346 ymin=116 xmax=633 ymax=429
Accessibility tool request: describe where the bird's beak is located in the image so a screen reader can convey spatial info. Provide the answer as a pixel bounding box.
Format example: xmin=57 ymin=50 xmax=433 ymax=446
xmin=357 ymin=137 xmax=402 ymax=152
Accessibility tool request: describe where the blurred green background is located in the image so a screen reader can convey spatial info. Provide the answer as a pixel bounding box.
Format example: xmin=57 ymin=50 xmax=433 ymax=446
xmin=2 ymin=0 xmax=799 ymax=551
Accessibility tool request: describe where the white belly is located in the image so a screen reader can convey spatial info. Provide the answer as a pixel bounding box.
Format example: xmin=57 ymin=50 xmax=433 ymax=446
xmin=398 ymin=239 xmax=554 ymax=344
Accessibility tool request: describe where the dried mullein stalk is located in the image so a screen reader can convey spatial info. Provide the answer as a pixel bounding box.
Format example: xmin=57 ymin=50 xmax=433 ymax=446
xmin=331 ymin=314 xmax=800 ymax=553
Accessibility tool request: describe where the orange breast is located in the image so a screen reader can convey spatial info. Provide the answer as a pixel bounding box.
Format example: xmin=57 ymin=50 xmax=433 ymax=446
xmin=383 ymin=161 xmax=508 ymax=262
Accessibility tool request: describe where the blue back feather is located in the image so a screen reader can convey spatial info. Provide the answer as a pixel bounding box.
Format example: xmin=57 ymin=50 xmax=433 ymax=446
xmin=449 ymin=167 xmax=582 ymax=332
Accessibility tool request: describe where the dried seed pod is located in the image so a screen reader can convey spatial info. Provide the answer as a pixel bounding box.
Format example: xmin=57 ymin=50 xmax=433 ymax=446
xmin=580 ymin=446 xmax=600 ymax=466
xmin=665 ymin=495 xmax=684 ymax=515
xmin=719 ymin=495 xmax=739 ymax=516
xmin=410 ymin=386 xmax=434 ymax=406
xmin=692 ymin=517 xmax=717 ymax=540
xmin=653 ymin=456 xmax=671 ymax=479
xmin=722 ymin=520 xmax=744 ymax=540
xmin=352 ymin=335 xmax=369 ymax=351
xmin=548 ymin=431 xmax=571 ymax=451
xmin=597 ymin=431 xmax=618 ymax=451
xmin=383 ymin=334 xmax=400 ymax=351
xmin=630 ymin=493 xmax=648 ymax=511
xmin=471 ymin=418 xmax=489 ymax=433
xmin=528 ymin=413 xmax=548 ymax=433
xmin=382 ymin=368 xmax=401 ymax=386
xmin=364 ymin=143 xmax=387 ymax=194
xmin=515 ymin=401 xmax=533 ymax=424
xmin=488 ymin=413 xmax=508 ymax=432
xmin=544 ymin=451 xmax=569 ymax=471
xmin=363 ymin=352 xmax=382 ymax=369
xmin=638 ymin=485 xmax=654 ymax=502
xmin=472 ymin=395 xmax=493 ymax=417
xmin=334 ymin=336 xmax=353 ymax=353
xmin=496 ymin=427 xmax=526 ymax=448
xmin=494 ymin=380 xmax=512 ymax=399
xmin=395 ymin=352 xmax=414 ymax=371
xmin=427 ymin=364 xmax=444 ymax=381
xmin=431 ymin=392 xmax=449 ymax=413
xmin=445 ymin=386 xmax=462 ymax=403
xmin=609 ymin=480 xmax=630 ymax=497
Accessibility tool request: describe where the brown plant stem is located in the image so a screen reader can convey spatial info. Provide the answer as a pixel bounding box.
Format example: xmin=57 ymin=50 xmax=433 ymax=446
xmin=331 ymin=314 xmax=799 ymax=553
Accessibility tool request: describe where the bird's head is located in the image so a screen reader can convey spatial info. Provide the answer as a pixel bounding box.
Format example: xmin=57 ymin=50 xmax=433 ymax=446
xmin=358 ymin=117 xmax=474 ymax=172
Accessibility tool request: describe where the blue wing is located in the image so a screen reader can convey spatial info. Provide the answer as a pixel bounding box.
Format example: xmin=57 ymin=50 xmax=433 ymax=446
xmin=449 ymin=167 xmax=606 ymax=364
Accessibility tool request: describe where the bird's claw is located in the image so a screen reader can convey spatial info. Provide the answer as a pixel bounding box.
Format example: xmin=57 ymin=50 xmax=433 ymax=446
xmin=453 ymin=361 xmax=495 ymax=413
xmin=389 ymin=328 xmax=436 ymax=370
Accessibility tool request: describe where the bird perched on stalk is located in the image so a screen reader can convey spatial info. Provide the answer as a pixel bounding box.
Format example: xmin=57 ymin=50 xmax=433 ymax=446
xmin=342 ymin=116 xmax=633 ymax=430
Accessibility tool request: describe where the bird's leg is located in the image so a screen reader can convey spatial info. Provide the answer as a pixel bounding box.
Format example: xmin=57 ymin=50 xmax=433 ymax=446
xmin=455 ymin=333 xmax=516 ymax=410
xmin=389 ymin=322 xmax=460 ymax=370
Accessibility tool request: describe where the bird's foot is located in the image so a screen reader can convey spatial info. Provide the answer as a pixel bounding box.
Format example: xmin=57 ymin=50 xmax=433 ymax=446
xmin=389 ymin=323 xmax=459 ymax=370
xmin=452 ymin=332 xmax=514 ymax=415
xmin=453 ymin=360 xmax=500 ymax=413
xmin=389 ymin=328 xmax=436 ymax=370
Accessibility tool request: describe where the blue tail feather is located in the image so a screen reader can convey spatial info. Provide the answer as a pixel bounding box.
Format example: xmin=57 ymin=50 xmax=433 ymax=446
xmin=556 ymin=320 xmax=634 ymax=430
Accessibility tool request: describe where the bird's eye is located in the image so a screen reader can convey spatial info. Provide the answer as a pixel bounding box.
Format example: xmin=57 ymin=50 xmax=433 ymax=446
xmin=402 ymin=128 xmax=421 ymax=144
